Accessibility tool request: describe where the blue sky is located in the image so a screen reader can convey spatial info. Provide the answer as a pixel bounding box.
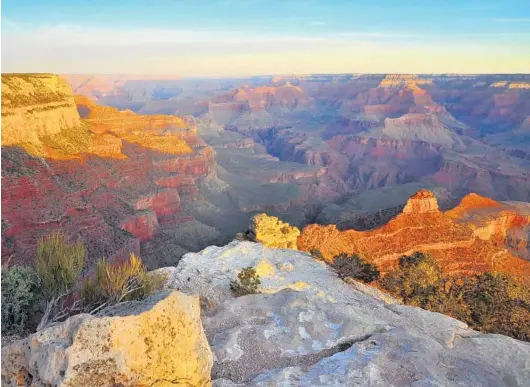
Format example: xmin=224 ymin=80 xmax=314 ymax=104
xmin=2 ymin=0 xmax=530 ymax=75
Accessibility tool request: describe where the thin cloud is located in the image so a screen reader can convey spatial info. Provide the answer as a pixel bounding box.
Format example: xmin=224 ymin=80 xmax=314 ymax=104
xmin=309 ymin=21 xmax=327 ymax=26
xmin=2 ymin=23 xmax=344 ymax=47
xmin=494 ymin=18 xmax=530 ymax=23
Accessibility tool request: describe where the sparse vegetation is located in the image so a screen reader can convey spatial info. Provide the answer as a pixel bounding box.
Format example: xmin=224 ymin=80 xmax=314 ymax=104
xmin=380 ymin=252 xmax=442 ymax=308
xmin=29 ymin=232 xmax=165 ymax=331
xmin=460 ymin=272 xmax=530 ymax=341
xmin=380 ymin=251 xmax=530 ymax=341
xmin=37 ymin=231 xmax=86 ymax=300
xmin=1 ymin=266 xmax=43 ymax=335
xmin=230 ymin=267 xmax=261 ymax=296
xmin=82 ymin=253 xmax=165 ymax=312
xmin=333 ymin=253 xmax=380 ymax=283
xmin=36 ymin=232 xmax=86 ymax=330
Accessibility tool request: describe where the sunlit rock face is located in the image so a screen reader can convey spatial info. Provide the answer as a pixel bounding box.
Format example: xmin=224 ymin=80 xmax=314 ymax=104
xmin=1 ymin=291 xmax=213 ymax=387
xmin=446 ymin=193 xmax=530 ymax=260
xmin=402 ymin=189 xmax=440 ymax=214
xmin=1 ymin=74 xmax=216 ymax=268
xmin=155 ymin=241 xmax=530 ymax=387
xmin=248 ymin=213 xmax=300 ymax=249
xmin=1 ymin=74 xmax=83 ymax=158
xmin=298 ymin=190 xmax=530 ymax=278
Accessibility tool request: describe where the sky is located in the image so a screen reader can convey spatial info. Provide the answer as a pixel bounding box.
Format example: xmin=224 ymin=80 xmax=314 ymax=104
xmin=2 ymin=0 xmax=530 ymax=76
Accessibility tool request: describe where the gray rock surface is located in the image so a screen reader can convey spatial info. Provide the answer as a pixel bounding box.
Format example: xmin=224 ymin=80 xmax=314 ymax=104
xmin=158 ymin=241 xmax=530 ymax=387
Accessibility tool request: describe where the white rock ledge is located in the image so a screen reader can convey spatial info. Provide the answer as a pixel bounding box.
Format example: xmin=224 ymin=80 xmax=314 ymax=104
xmin=156 ymin=241 xmax=530 ymax=387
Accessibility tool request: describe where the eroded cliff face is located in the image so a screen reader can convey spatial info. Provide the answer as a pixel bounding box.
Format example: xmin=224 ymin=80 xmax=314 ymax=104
xmin=446 ymin=193 xmax=530 ymax=259
xmin=1 ymin=74 xmax=84 ymax=158
xmin=298 ymin=190 xmax=530 ymax=279
xmin=1 ymin=74 xmax=216 ymax=268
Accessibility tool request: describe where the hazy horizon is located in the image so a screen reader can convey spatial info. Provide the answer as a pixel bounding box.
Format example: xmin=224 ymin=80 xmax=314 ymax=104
xmin=2 ymin=0 xmax=530 ymax=76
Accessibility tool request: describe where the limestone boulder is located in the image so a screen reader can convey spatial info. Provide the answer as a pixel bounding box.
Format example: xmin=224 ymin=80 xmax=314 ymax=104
xmin=248 ymin=213 xmax=300 ymax=249
xmin=1 ymin=291 xmax=213 ymax=387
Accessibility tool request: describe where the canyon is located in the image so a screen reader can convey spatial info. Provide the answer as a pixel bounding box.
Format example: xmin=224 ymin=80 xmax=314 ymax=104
xmin=2 ymin=73 xmax=530 ymax=271
xmin=1 ymin=74 xmax=216 ymax=268
xmin=2 ymin=72 xmax=530 ymax=387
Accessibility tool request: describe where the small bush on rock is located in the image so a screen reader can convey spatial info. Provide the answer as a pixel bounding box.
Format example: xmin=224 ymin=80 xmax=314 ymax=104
xmin=82 ymin=253 xmax=165 ymax=312
xmin=1 ymin=266 xmax=42 ymax=335
xmin=36 ymin=232 xmax=86 ymax=330
xmin=230 ymin=267 xmax=261 ymax=296
xmin=36 ymin=231 xmax=86 ymax=299
xmin=333 ymin=253 xmax=380 ymax=283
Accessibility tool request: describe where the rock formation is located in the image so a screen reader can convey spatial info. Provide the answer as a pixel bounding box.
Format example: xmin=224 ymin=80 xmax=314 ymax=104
xmin=1 ymin=74 xmax=216 ymax=268
xmin=402 ymin=189 xmax=440 ymax=213
xmin=382 ymin=113 xmax=460 ymax=147
xmin=446 ymin=193 xmax=530 ymax=259
xmin=1 ymin=74 xmax=84 ymax=159
xmin=156 ymin=241 xmax=530 ymax=386
xmin=1 ymin=291 xmax=213 ymax=387
xmin=248 ymin=213 xmax=300 ymax=249
xmin=298 ymin=190 xmax=530 ymax=278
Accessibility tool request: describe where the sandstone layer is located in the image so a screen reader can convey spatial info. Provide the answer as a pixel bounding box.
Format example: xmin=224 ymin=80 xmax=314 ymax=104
xmin=1 ymin=291 xmax=213 ymax=387
xmin=1 ymin=74 xmax=84 ymax=159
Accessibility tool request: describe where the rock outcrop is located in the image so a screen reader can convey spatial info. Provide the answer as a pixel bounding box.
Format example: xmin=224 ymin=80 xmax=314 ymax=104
xmin=382 ymin=113 xmax=460 ymax=147
xmin=402 ymin=189 xmax=440 ymax=213
xmin=298 ymin=190 xmax=530 ymax=278
xmin=446 ymin=193 xmax=530 ymax=259
xmin=157 ymin=241 xmax=530 ymax=386
xmin=1 ymin=291 xmax=213 ymax=387
xmin=248 ymin=213 xmax=300 ymax=249
xmin=1 ymin=74 xmax=84 ymax=159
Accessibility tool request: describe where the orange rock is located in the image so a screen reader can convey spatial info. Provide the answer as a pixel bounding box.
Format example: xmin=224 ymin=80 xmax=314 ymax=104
xmin=298 ymin=190 xmax=530 ymax=280
xmin=402 ymin=189 xmax=440 ymax=214
xmin=1 ymin=75 xmax=195 ymax=160
xmin=75 ymin=95 xmax=194 ymax=156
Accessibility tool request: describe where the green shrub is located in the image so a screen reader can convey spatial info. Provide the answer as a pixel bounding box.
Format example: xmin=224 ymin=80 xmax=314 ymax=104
xmin=381 ymin=252 xmax=443 ymax=308
xmin=379 ymin=251 xmax=530 ymax=342
xmin=333 ymin=253 xmax=380 ymax=283
xmin=35 ymin=232 xmax=86 ymax=330
xmin=461 ymin=272 xmax=530 ymax=341
xmin=230 ymin=267 xmax=261 ymax=297
xmin=36 ymin=231 xmax=86 ymax=299
xmin=82 ymin=253 xmax=165 ymax=311
xmin=1 ymin=266 xmax=42 ymax=335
